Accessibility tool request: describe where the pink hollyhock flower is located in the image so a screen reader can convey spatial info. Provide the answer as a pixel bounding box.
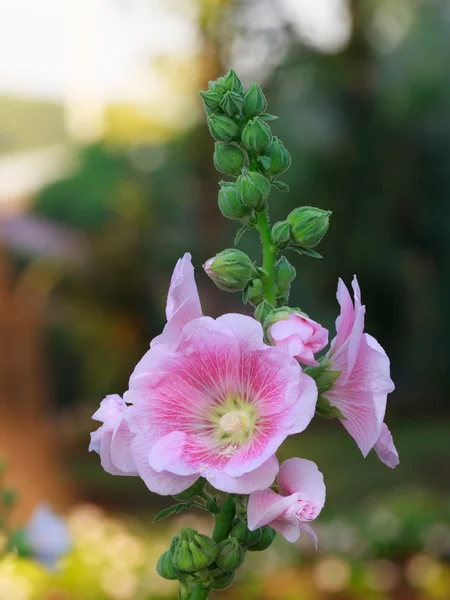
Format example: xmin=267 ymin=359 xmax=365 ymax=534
xmin=269 ymin=313 xmax=328 ymax=366
xmin=323 ymin=277 xmax=397 ymax=461
xmin=247 ymin=458 xmax=325 ymax=546
xmin=374 ymin=423 xmax=399 ymax=468
xmin=89 ymin=394 xmax=137 ymax=476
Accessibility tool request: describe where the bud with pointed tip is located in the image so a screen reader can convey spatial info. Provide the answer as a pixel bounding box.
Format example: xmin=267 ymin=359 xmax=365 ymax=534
xmin=236 ymin=170 xmax=271 ymax=210
xmin=207 ymin=114 xmax=240 ymax=142
xmin=247 ymin=526 xmax=276 ymax=551
xmin=263 ymin=137 xmax=291 ymax=177
xmin=241 ymin=117 xmax=272 ymax=155
xmin=215 ymin=538 xmax=245 ymax=570
xmin=243 ymin=83 xmax=267 ymax=117
xmin=287 ymin=206 xmax=331 ymax=249
xmin=213 ymin=142 xmax=245 ymax=175
xmin=271 ymin=221 xmax=291 ymax=249
xmin=157 ymin=551 xmax=178 ymax=580
xmin=171 ymin=538 xmax=196 ymax=572
xmin=219 ymin=91 xmax=244 ymax=117
xmin=199 ymin=89 xmax=223 ymax=112
xmin=188 ymin=533 xmax=219 ymax=570
xmin=275 ymin=257 xmax=296 ymax=294
xmin=248 ymin=278 xmax=264 ymax=307
xmin=204 ymin=249 xmax=254 ymax=292
xmin=222 ymin=69 xmax=244 ymax=94
xmin=218 ymin=182 xmax=251 ymax=220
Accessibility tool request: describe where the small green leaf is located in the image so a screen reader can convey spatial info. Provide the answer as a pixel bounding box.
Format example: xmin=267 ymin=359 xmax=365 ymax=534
xmin=207 ymin=497 xmax=221 ymax=514
xmin=287 ymin=246 xmax=303 ymax=256
xmin=271 ymin=180 xmax=290 ymax=192
xmin=301 ymin=247 xmax=323 ymax=259
xmin=153 ymin=502 xmax=196 ymax=523
xmin=257 ymin=155 xmax=272 ymax=170
xmin=316 ymin=396 xmax=346 ymax=420
xmin=234 ymin=224 xmax=249 ymax=246
xmin=259 ymin=113 xmax=279 ymax=121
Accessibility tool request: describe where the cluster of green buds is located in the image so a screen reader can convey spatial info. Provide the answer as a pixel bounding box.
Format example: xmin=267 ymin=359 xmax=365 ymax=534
xmin=154 ymin=481 xmax=276 ymax=599
xmin=200 ymin=70 xmax=331 ymax=313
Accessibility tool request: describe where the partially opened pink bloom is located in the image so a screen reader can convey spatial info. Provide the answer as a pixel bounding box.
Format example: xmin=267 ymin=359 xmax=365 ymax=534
xmin=89 ymin=394 xmax=137 ymax=476
xmin=374 ymin=423 xmax=399 ymax=468
xmin=126 ymin=314 xmax=318 ymax=495
xmin=269 ymin=313 xmax=328 ymax=366
xmin=323 ymin=277 xmax=396 ymax=460
xmin=247 ymin=458 xmax=325 ymax=545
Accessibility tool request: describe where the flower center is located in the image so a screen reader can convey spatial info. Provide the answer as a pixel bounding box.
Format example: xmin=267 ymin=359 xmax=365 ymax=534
xmin=211 ymin=395 xmax=258 ymax=445
xmin=219 ymin=411 xmax=250 ymax=435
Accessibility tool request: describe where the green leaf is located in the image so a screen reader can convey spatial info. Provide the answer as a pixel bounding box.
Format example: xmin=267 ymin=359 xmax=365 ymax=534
xmin=287 ymin=246 xmax=303 ymax=256
xmin=153 ymin=502 xmax=196 ymax=523
xmin=234 ymin=224 xmax=249 ymax=246
xmin=300 ymin=247 xmax=323 ymax=259
xmin=257 ymin=155 xmax=272 ymax=170
xmin=316 ymin=396 xmax=346 ymax=420
xmin=271 ymin=180 xmax=290 ymax=192
xmin=259 ymin=113 xmax=279 ymax=121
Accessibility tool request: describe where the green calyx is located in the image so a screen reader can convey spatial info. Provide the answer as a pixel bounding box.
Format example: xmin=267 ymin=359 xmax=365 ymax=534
xmin=274 ymin=256 xmax=296 ymax=296
xmin=236 ymin=170 xmax=271 ymax=210
xmin=247 ymin=526 xmax=277 ymax=551
xmin=243 ymin=82 xmax=267 ymax=117
xmin=210 ymin=570 xmax=235 ymax=590
xmin=214 ymin=143 xmax=245 ymax=176
xmin=287 ymin=206 xmax=331 ymax=250
xmin=220 ymin=91 xmax=244 ymax=117
xmin=218 ymin=182 xmax=251 ymax=220
xmin=263 ymin=137 xmax=291 ymax=178
xmin=207 ymin=114 xmax=240 ymax=142
xmin=204 ymin=248 xmax=254 ymax=292
xmin=157 ymin=550 xmax=179 ymax=580
xmin=241 ymin=117 xmax=273 ymax=155
xmin=215 ymin=538 xmax=245 ymax=570
xmin=171 ymin=529 xmax=219 ymax=573
xmin=272 ymin=220 xmax=292 ymax=248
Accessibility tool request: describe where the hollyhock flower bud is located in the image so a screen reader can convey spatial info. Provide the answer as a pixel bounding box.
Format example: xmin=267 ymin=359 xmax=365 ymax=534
xmin=207 ymin=114 xmax=240 ymax=142
xmin=214 ymin=142 xmax=245 ymax=175
xmin=204 ymin=249 xmax=254 ymax=292
xmin=219 ymin=91 xmax=245 ymax=117
xmin=247 ymin=526 xmax=276 ymax=551
xmin=247 ymin=278 xmax=264 ymax=307
xmin=211 ymin=570 xmax=235 ymax=590
xmin=199 ymin=89 xmax=223 ymax=112
xmin=222 ymin=69 xmax=244 ymax=94
xmin=267 ymin=310 xmax=329 ymax=367
xmin=216 ymin=538 xmax=245 ymax=570
xmin=188 ymin=533 xmax=219 ymax=570
xmin=287 ymin=206 xmax=331 ymax=249
xmin=272 ymin=220 xmax=292 ymax=248
xmin=274 ymin=257 xmax=296 ymax=294
xmin=156 ymin=551 xmax=178 ymax=580
xmin=236 ymin=170 xmax=271 ymax=210
xmin=248 ymin=458 xmax=326 ymax=545
xmin=171 ymin=538 xmax=196 ymax=572
xmin=263 ymin=137 xmax=291 ymax=178
xmin=243 ymin=82 xmax=267 ymax=117
xmin=218 ymin=182 xmax=251 ymax=220
xmin=241 ymin=117 xmax=273 ymax=155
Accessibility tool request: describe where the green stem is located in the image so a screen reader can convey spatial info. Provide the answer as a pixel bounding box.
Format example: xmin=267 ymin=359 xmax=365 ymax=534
xmin=256 ymin=209 xmax=276 ymax=306
xmin=212 ymin=494 xmax=236 ymax=543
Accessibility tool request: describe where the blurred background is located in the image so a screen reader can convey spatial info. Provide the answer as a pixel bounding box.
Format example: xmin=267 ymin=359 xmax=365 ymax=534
xmin=0 ymin=0 xmax=449 ymax=598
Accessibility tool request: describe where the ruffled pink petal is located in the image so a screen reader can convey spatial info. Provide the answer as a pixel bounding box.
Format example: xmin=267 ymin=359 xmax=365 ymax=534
xmin=330 ymin=278 xmax=355 ymax=352
xmin=269 ymin=512 xmax=302 ymax=543
xmin=299 ymin=522 xmax=318 ymax=549
xmin=216 ymin=313 xmax=264 ymax=349
xmin=278 ymin=458 xmax=326 ymax=514
xmin=131 ymin=434 xmax=199 ymax=495
xmin=374 ymin=423 xmax=399 ymax=468
xmin=152 ymin=298 xmax=203 ymax=348
xmin=247 ymin=489 xmax=297 ymax=531
xmin=165 ymin=253 xmax=202 ymax=321
xmin=110 ymin=418 xmax=139 ymax=475
xmin=286 ymin=372 xmax=318 ymax=436
xmin=207 ymin=455 xmax=279 ymax=494
xmin=148 ymin=431 xmax=198 ymax=476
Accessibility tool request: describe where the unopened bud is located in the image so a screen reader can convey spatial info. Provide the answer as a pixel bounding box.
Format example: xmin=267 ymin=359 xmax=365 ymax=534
xmin=188 ymin=533 xmax=219 ymax=570
xmin=220 ymin=91 xmax=244 ymax=117
xmin=204 ymin=249 xmax=254 ymax=292
xmin=156 ymin=551 xmax=178 ymax=580
xmin=215 ymin=538 xmax=245 ymax=570
xmin=171 ymin=538 xmax=196 ymax=572
xmin=230 ymin=521 xmax=249 ymax=545
xmin=243 ymin=83 xmax=267 ymax=117
xmin=207 ymin=114 xmax=240 ymax=142
xmin=248 ymin=278 xmax=264 ymax=307
xmin=211 ymin=570 xmax=235 ymax=590
xmin=214 ymin=142 xmax=245 ymax=175
xmin=271 ymin=221 xmax=291 ymax=248
xmin=218 ymin=182 xmax=250 ymax=220
xmin=241 ymin=117 xmax=272 ymax=155
xmin=247 ymin=526 xmax=276 ymax=552
xmin=254 ymin=300 xmax=273 ymax=324
xmin=236 ymin=170 xmax=271 ymax=210
xmin=275 ymin=257 xmax=296 ymax=293
xmin=199 ymin=89 xmax=223 ymax=112
xmin=222 ymin=69 xmax=244 ymax=94
xmin=287 ymin=206 xmax=331 ymax=249
xmin=263 ymin=137 xmax=291 ymax=177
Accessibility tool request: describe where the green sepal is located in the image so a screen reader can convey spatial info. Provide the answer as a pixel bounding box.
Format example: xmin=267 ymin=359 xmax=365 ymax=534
xmin=219 ymin=91 xmax=245 ymax=117
xmin=315 ymin=369 xmax=342 ymax=395
xmin=247 ymin=526 xmax=276 ymax=551
xmin=211 ymin=570 xmax=235 ymax=590
xmin=254 ymin=300 xmax=274 ymax=324
xmin=301 ymin=247 xmax=323 ymax=259
xmin=206 ymin=496 xmax=221 ymax=515
xmin=257 ymin=155 xmax=272 ymax=170
xmin=222 ymin=69 xmax=244 ymax=94
xmin=234 ymin=224 xmax=250 ymax=246
xmin=242 ymin=283 xmax=250 ymax=305
xmin=271 ymin=180 xmax=290 ymax=192
xmin=259 ymin=113 xmax=279 ymax=121
xmin=156 ymin=551 xmax=179 ymax=580
xmin=316 ymin=395 xmax=346 ymax=420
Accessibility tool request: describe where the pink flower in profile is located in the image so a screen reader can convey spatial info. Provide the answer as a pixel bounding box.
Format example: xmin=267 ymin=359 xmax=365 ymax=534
xmin=247 ymin=458 xmax=325 ymax=546
xmin=374 ymin=423 xmax=399 ymax=468
xmin=89 ymin=394 xmax=137 ymax=476
xmin=269 ymin=313 xmax=328 ymax=366
xmin=323 ymin=277 xmax=397 ymax=463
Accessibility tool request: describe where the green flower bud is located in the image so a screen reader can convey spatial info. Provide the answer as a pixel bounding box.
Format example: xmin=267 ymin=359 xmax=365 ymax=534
xmin=231 ymin=521 xmax=249 ymax=545
xmin=188 ymin=533 xmax=219 ymax=570
xmin=215 ymin=538 xmax=245 ymax=570
xmin=219 ymin=91 xmax=244 ymax=117
xmin=246 ymin=528 xmax=263 ymax=549
xmin=263 ymin=137 xmax=291 ymax=177
xmin=236 ymin=170 xmax=271 ymax=210
xmin=271 ymin=221 xmax=292 ymax=248
xmin=287 ymin=206 xmax=331 ymax=249
xmin=263 ymin=306 xmax=293 ymax=331
xmin=247 ymin=526 xmax=276 ymax=552
xmin=204 ymin=249 xmax=254 ymax=292
xmin=248 ymin=278 xmax=264 ymax=307
xmin=243 ymin=82 xmax=267 ymax=117
xmin=214 ymin=143 xmax=245 ymax=176
xmin=222 ymin=69 xmax=244 ymax=94
xmin=218 ymin=182 xmax=250 ymax=220
xmin=254 ymin=300 xmax=274 ymax=325
xmin=207 ymin=114 xmax=240 ymax=142
xmin=157 ymin=551 xmax=178 ymax=580
xmin=241 ymin=117 xmax=272 ymax=155
xmin=171 ymin=539 xmax=196 ymax=572
xmin=211 ymin=570 xmax=235 ymax=590
xmin=275 ymin=257 xmax=296 ymax=292
xmin=199 ymin=89 xmax=223 ymax=112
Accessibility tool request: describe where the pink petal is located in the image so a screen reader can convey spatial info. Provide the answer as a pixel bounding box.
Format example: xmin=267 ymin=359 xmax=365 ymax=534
xmin=148 ymin=431 xmax=198 ymax=476
xmin=131 ymin=435 xmax=199 ymax=495
xmin=165 ymin=253 xmax=202 ymax=321
xmin=299 ymin=522 xmax=318 ymax=549
xmin=286 ymin=372 xmax=318 ymax=436
xmin=278 ymin=458 xmax=326 ymax=514
xmin=110 ymin=418 xmax=139 ymax=475
xmin=374 ymin=423 xmax=399 ymax=468
xmin=152 ymin=298 xmax=203 ymax=348
xmin=269 ymin=512 xmax=302 ymax=543
xmin=247 ymin=489 xmax=296 ymax=530
xmin=216 ymin=313 xmax=264 ymax=349
xmin=208 ymin=455 xmax=279 ymax=494
xmin=330 ymin=278 xmax=355 ymax=352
